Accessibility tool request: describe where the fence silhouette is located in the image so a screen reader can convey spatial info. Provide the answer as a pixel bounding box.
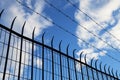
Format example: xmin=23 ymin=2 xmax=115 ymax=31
xmin=0 ymin=9 xmax=120 ymax=80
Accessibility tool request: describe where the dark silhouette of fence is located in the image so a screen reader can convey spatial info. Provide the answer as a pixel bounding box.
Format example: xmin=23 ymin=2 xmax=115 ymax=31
xmin=0 ymin=9 xmax=120 ymax=80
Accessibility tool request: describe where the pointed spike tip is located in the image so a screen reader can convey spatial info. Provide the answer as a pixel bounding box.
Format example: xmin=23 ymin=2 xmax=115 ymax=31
xmin=11 ymin=16 xmax=17 ymax=29
xmin=59 ymin=40 xmax=62 ymax=51
xmin=32 ymin=27 xmax=36 ymax=39
xmin=42 ymin=32 xmax=46 ymax=42
xmin=90 ymin=58 xmax=94 ymax=66
xmin=0 ymin=9 xmax=4 ymax=18
xmin=21 ymin=21 xmax=26 ymax=35
xmin=51 ymin=36 xmax=54 ymax=47
xmin=73 ymin=49 xmax=76 ymax=58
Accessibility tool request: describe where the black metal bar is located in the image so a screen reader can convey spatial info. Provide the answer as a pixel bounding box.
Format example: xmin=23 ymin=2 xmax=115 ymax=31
xmin=3 ymin=17 xmax=16 ymax=80
xmin=8 ymin=35 xmax=15 ymax=80
xmin=80 ymin=52 xmax=84 ymax=80
xmin=104 ymin=64 xmax=109 ymax=80
xmin=31 ymin=27 xmax=35 ymax=80
xmin=51 ymin=36 xmax=54 ymax=80
xmin=18 ymin=21 xmax=26 ymax=80
xmin=0 ymin=9 xmax=4 ymax=18
xmin=116 ymin=71 xmax=118 ymax=79
xmin=59 ymin=40 xmax=63 ymax=80
xmin=66 ymin=44 xmax=71 ymax=80
xmin=84 ymin=55 xmax=90 ymax=80
xmin=95 ymin=60 xmax=99 ymax=80
xmin=100 ymin=62 xmax=104 ymax=80
xmin=90 ymin=58 xmax=95 ymax=80
xmin=73 ymin=49 xmax=77 ymax=80
xmin=42 ymin=32 xmax=45 ymax=80
xmin=108 ymin=66 xmax=112 ymax=80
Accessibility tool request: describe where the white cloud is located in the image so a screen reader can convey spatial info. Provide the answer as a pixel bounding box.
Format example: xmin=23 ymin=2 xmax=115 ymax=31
xmin=75 ymin=0 xmax=120 ymax=63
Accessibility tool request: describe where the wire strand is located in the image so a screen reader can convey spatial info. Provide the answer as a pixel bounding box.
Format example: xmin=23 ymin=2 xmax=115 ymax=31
xmin=43 ymin=0 xmax=120 ymax=54
xmin=66 ymin=0 xmax=120 ymax=47
xmin=15 ymin=0 xmax=120 ymax=63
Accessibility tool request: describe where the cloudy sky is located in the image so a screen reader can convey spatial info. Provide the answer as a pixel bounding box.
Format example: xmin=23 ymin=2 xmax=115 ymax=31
xmin=0 ymin=0 xmax=120 ymax=79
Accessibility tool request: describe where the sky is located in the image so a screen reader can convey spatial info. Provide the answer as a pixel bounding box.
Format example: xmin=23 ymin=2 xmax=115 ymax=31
xmin=0 ymin=0 xmax=120 ymax=79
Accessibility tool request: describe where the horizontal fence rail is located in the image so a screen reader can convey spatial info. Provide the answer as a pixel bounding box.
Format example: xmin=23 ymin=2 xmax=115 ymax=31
xmin=0 ymin=9 xmax=120 ymax=80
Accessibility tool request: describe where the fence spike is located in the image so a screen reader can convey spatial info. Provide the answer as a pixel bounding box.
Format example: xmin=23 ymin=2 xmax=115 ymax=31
xmin=84 ymin=54 xmax=87 ymax=64
xmin=42 ymin=32 xmax=45 ymax=43
xmin=51 ymin=36 xmax=54 ymax=47
xmin=90 ymin=58 xmax=94 ymax=67
xmin=10 ymin=17 xmax=17 ymax=29
xmin=21 ymin=21 xmax=26 ymax=35
xmin=32 ymin=27 xmax=36 ymax=39
xmin=104 ymin=64 xmax=107 ymax=73
xmin=59 ymin=40 xmax=62 ymax=51
xmin=111 ymin=68 xmax=114 ymax=77
xmin=95 ymin=60 xmax=98 ymax=69
xmin=80 ymin=51 xmax=83 ymax=61
xmin=100 ymin=62 xmax=102 ymax=71
xmin=66 ymin=44 xmax=70 ymax=55
xmin=108 ymin=66 xmax=111 ymax=75
xmin=80 ymin=51 xmax=84 ymax=61
xmin=116 ymin=70 xmax=118 ymax=78
xmin=0 ymin=9 xmax=4 ymax=19
xmin=73 ymin=49 xmax=76 ymax=58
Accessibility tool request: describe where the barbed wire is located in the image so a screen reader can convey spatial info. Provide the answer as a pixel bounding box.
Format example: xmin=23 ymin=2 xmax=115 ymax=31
xmin=66 ymin=0 xmax=120 ymax=47
xmin=15 ymin=0 xmax=120 ymax=63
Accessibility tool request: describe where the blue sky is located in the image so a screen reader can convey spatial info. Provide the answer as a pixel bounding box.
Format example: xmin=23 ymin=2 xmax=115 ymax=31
xmin=0 ymin=0 xmax=120 ymax=79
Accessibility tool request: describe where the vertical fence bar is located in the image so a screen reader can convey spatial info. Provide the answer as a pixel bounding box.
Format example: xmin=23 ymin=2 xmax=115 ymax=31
xmin=31 ymin=27 xmax=35 ymax=80
xmin=66 ymin=44 xmax=70 ymax=80
xmin=111 ymin=68 xmax=115 ymax=80
xmin=84 ymin=55 xmax=90 ymax=80
xmin=116 ymin=71 xmax=118 ymax=79
xmin=51 ymin=36 xmax=54 ymax=80
xmin=104 ymin=64 xmax=109 ymax=80
xmin=100 ymin=62 xmax=104 ymax=80
xmin=59 ymin=40 xmax=63 ymax=80
xmin=90 ymin=58 xmax=95 ymax=80
xmin=95 ymin=60 xmax=99 ymax=80
xmin=3 ymin=17 xmax=16 ymax=80
xmin=18 ymin=21 xmax=25 ymax=80
xmin=80 ymin=52 xmax=84 ymax=80
xmin=73 ymin=49 xmax=77 ymax=80
xmin=42 ymin=33 xmax=45 ymax=80
xmin=108 ymin=66 xmax=112 ymax=80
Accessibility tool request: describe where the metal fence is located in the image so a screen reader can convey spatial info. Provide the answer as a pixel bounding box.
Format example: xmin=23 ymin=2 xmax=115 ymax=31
xmin=0 ymin=9 xmax=120 ymax=80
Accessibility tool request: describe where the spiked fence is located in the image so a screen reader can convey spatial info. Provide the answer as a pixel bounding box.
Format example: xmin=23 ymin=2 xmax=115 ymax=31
xmin=0 ymin=9 xmax=120 ymax=80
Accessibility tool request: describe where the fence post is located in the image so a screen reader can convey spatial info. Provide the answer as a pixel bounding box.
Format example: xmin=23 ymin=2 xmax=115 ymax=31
xmin=3 ymin=17 xmax=17 ymax=80
xmin=18 ymin=21 xmax=26 ymax=80
xmin=59 ymin=40 xmax=63 ymax=80
xmin=95 ymin=60 xmax=99 ymax=80
xmin=66 ymin=44 xmax=71 ymax=80
xmin=84 ymin=55 xmax=90 ymax=80
xmin=31 ymin=27 xmax=35 ymax=80
xmin=51 ymin=36 xmax=54 ymax=80
xmin=108 ymin=66 xmax=112 ymax=80
xmin=80 ymin=52 xmax=84 ymax=80
xmin=73 ymin=49 xmax=77 ymax=80
xmin=104 ymin=64 xmax=109 ymax=80
xmin=115 ymin=71 xmax=119 ymax=79
xmin=100 ymin=62 xmax=104 ymax=80
xmin=90 ymin=58 xmax=95 ymax=80
xmin=42 ymin=32 xmax=45 ymax=80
